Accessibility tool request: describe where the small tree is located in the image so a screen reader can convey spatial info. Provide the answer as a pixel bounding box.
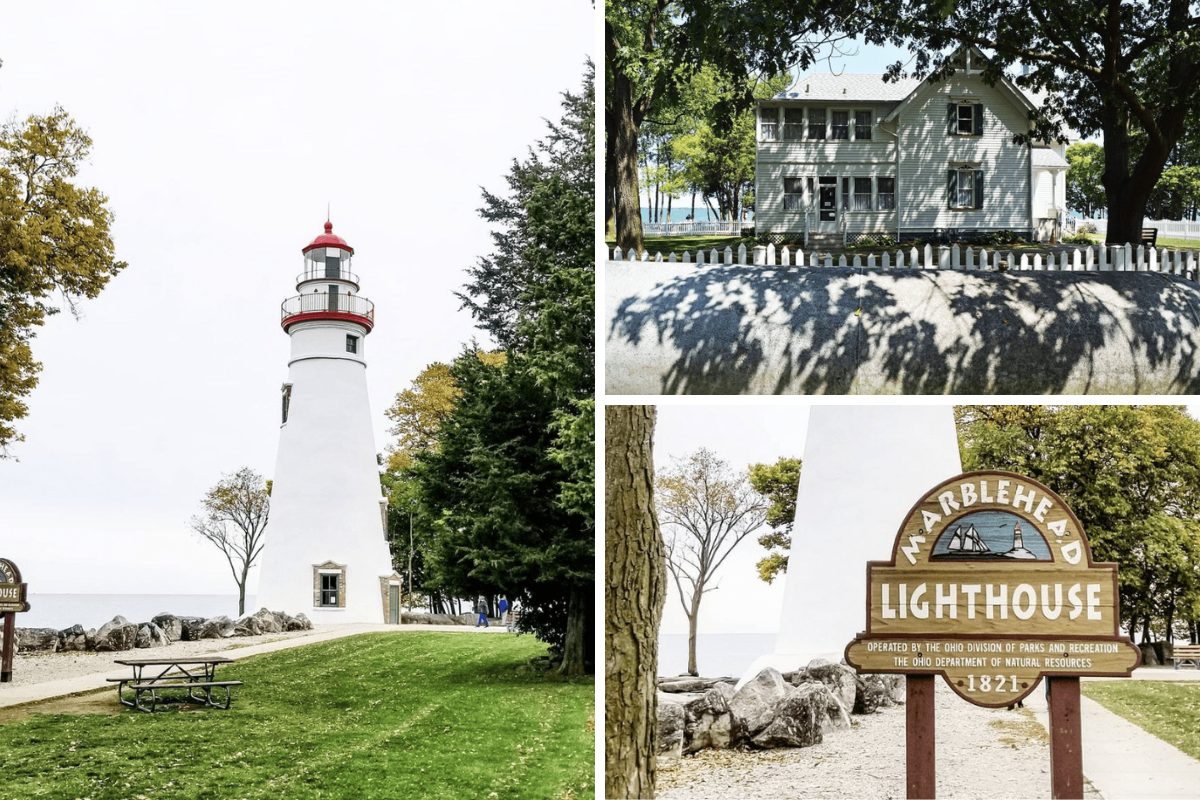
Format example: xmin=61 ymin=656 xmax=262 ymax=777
xmin=748 ymin=456 xmax=802 ymax=584
xmin=656 ymin=448 xmax=766 ymax=676
xmin=190 ymin=467 xmax=270 ymax=616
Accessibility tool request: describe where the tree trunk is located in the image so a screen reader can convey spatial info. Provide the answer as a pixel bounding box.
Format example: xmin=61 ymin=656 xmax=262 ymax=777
xmin=558 ymin=585 xmax=588 ymax=677
xmin=686 ymin=600 xmax=700 ymax=677
xmin=607 ymin=20 xmax=646 ymax=254
xmin=238 ymin=565 xmax=248 ymax=616
xmin=605 ymin=405 xmax=666 ymax=800
xmin=605 ymin=107 xmax=618 ymax=239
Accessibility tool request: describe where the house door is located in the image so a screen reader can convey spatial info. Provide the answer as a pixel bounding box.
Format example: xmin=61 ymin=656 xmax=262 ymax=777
xmin=818 ymin=177 xmax=837 ymax=232
xmin=389 ymin=584 xmax=400 ymax=623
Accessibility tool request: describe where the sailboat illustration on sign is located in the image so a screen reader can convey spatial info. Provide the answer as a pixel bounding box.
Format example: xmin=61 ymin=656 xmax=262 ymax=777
xmin=946 ymin=524 xmax=990 ymax=553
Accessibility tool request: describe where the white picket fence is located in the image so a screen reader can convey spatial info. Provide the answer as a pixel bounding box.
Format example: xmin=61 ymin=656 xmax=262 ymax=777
xmin=607 ymin=242 xmax=1200 ymax=275
xmin=1090 ymin=219 xmax=1200 ymax=240
xmin=640 ymin=220 xmax=746 ymax=236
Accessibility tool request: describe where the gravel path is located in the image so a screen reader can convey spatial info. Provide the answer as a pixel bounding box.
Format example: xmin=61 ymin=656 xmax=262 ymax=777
xmin=0 ymin=629 xmax=321 ymax=691
xmin=657 ymin=679 xmax=1101 ymax=799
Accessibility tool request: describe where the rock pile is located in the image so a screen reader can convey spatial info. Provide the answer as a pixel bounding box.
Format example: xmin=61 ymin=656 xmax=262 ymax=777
xmin=13 ymin=609 xmax=312 ymax=654
xmin=657 ymin=659 xmax=905 ymax=757
xmin=400 ymin=612 xmax=477 ymax=626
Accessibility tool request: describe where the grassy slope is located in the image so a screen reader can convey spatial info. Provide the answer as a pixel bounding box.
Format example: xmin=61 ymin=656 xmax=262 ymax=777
xmin=1082 ymin=680 xmax=1200 ymax=762
xmin=0 ymin=633 xmax=594 ymax=800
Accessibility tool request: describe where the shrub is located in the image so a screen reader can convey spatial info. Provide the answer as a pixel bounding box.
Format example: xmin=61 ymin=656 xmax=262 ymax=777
xmin=1063 ymin=232 xmax=1095 ymax=245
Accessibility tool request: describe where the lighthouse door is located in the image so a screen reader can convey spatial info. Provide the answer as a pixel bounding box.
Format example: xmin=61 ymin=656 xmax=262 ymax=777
xmin=389 ymin=585 xmax=400 ymax=623
xmin=327 ymin=284 xmax=339 ymax=312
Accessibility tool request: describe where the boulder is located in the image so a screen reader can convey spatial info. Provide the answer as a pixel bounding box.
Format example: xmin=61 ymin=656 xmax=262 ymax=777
xmin=1139 ymin=643 xmax=1160 ymax=667
xmin=199 ymin=615 xmax=236 ymax=639
xmin=151 ymin=613 xmax=182 ymax=642
xmin=883 ymin=674 xmax=906 ymax=704
xmin=795 ymin=659 xmax=858 ymax=714
xmin=15 ymin=627 xmax=59 ymax=653
xmin=93 ymin=616 xmax=137 ymax=652
xmin=657 ymin=692 xmax=685 ymax=759
xmin=288 ymin=613 xmax=313 ymax=631
xmin=57 ymin=624 xmax=89 ymax=652
xmin=659 ymin=676 xmax=734 ymax=693
xmin=729 ymin=668 xmax=790 ymax=740
xmin=681 ymin=685 xmax=734 ymax=753
xmin=751 ymin=683 xmax=826 ymax=749
xmin=854 ymin=673 xmax=889 ymax=714
xmin=134 ymin=623 xmax=169 ymax=649
xmin=234 ymin=615 xmax=264 ymax=637
xmin=252 ymin=608 xmax=285 ymax=633
xmin=179 ymin=616 xmax=207 ymax=641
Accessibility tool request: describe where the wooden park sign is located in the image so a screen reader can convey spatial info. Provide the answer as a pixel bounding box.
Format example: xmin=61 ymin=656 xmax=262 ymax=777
xmin=0 ymin=558 xmax=30 ymax=683
xmin=844 ymin=472 xmax=1140 ymax=799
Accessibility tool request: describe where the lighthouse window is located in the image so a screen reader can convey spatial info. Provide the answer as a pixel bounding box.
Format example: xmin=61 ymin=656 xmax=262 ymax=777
xmin=281 ymin=383 xmax=292 ymax=424
xmin=346 ymin=335 xmax=358 ymax=354
xmin=324 ymin=254 xmax=340 ymax=279
xmin=320 ymin=574 xmax=339 ymax=607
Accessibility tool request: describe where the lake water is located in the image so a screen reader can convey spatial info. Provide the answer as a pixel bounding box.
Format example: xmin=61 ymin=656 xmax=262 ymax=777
xmin=20 ymin=593 xmax=253 ymax=630
xmin=658 ymin=632 xmax=777 ymax=679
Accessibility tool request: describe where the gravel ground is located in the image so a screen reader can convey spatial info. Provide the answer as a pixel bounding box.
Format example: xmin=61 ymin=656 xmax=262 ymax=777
xmin=0 ymin=628 xmax=322 ymax=690
xmin=657 ymin=678 xmax=1101 ymax=800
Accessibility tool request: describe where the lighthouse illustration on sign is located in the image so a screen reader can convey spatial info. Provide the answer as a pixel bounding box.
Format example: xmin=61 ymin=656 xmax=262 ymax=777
xmin=256 ymin=222 xmax=401 ymax=624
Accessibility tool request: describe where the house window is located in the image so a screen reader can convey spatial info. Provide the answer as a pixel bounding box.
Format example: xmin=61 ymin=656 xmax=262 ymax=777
xmin=855 ymin=111 xmax=872 ymax=140
xmin=950 ymin=103 xmax=984 ymax=135
xmin=320 ymin=574 xmax=339 ymax=607
xmin=783 ymin=178 xmax=804 ymax=211
xmin=346 ymin=334 xmax=358 ymax=354
xmin=949 ymin=168 xmax=984 ymax=210
xmin=761 ymin=107 xmax=778 ymax=140
xmin=831 ymin=111 xmax=849 ymax=140
xmin=854 ymin=178 xmax=872 ymax=211
xmin=783 ymin=108 xmax=804 ymax=140
xmin=877 ymin=177 xmax=896 ymax=210
xmin=807 ymin=108 xmax=826 ymax=140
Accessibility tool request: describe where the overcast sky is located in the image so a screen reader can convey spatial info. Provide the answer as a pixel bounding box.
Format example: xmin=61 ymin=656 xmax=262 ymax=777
xmin=0 ymin=1 xmax=593 ymax=595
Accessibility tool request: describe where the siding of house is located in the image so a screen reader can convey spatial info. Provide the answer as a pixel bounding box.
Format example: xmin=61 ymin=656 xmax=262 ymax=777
xmin=896 ymin=75 xmax=1031 ymax=233
xmin=755 ymin=103 xmax=898 ymax=236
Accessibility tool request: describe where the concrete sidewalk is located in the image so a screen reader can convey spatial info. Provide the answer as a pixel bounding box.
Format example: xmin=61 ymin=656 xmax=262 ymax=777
xmin=1026 ymin=669 xmax=1200 ymax=799
xmin=0 ymin=622 xmax=507 ymax=709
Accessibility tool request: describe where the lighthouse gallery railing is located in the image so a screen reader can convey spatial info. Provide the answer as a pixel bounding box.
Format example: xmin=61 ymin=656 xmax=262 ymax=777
xmin=281 ymin=292 xmax=375 ymax=324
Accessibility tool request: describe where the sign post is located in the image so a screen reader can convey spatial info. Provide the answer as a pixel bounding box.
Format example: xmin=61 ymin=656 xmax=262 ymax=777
xmin=0 ymin=558 xmax=30 ymax=683
xmin=845 ymin=471 xmax=1140 ymax=799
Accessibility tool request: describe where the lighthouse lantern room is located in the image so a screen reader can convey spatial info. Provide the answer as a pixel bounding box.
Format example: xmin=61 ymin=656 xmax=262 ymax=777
xmin=257 ymin=221 xmax=401 ymax=624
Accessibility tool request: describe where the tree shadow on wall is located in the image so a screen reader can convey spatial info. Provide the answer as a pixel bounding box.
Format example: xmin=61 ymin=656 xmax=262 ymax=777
xmin=608 ymin=265 xmax=1200 ymax=394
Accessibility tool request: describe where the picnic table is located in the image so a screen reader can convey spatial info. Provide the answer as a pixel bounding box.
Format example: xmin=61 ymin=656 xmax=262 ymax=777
xmin=109 ymin=655 xmax=242 ymax=713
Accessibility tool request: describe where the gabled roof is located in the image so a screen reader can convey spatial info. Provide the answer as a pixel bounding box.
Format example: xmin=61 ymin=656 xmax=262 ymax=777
xmin=770 ymin=72 xmax=921 ymax=103
xmin=881 ymin=46 xmax=1035 ymax=123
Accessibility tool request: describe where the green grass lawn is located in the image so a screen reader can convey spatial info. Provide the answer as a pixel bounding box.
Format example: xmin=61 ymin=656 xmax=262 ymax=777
xmin=604 ymin=234 xmax=747 ymax=253
xmin=0 ymin=632 xmax=594 ymax=800
xmin=1078 ymin=233 xmax=1200 ymax=249
xmin=1082 ymin=680 xmax=1200 ymax=761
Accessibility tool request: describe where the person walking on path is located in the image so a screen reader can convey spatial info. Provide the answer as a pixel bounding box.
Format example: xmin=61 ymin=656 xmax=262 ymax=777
xmin=475 ymin=596 xmax=489 ymax=628
xmin=498 ymin=596 xmax=509 ymax=625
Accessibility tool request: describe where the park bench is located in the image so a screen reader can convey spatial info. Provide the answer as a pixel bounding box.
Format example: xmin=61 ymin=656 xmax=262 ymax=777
xmin=1142 ymin=228 xmax=1158 ymax=248
xmin=1173 ymin=644 xmax=1200 ymax=670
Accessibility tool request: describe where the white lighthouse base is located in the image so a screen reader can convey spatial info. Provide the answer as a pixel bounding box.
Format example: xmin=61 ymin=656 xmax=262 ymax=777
xmin=736 ymin=406 xmax=962 ymax=689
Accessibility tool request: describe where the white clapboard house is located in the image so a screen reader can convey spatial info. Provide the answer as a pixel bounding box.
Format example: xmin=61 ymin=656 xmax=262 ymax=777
xmin=755 ymin=47 xmax=1070 ymax=247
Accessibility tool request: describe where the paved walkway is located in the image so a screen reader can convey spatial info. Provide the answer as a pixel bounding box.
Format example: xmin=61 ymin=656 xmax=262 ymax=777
xmin=0 ymin=622 xmax=506 ymax=709
xmin=1025 ymin=668 xmax=1200 ymax=799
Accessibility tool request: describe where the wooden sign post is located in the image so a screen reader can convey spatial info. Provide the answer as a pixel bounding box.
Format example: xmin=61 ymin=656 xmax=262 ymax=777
xmin=0 ymin=558 xmax=31 ymax=683
xmin=845 ymin=471 xmax=1140 ymax=800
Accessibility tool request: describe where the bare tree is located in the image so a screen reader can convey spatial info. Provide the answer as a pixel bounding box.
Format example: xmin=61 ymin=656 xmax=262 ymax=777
xmin=605 ymin=405 xmax=666 ymax=799
xmin=657 ymin=448 xmax=767 ymax=677
xmin=190 ymin=467 xmax=270 ymax=616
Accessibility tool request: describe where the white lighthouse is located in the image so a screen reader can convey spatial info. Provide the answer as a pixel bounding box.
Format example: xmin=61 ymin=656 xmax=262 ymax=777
xmin=256 ymin=221 xmax=401 ymax=624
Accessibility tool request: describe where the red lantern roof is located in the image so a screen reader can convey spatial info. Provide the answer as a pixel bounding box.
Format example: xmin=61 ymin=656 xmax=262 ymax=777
xmin=302 ymin=221 xmax=354 ymax=255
